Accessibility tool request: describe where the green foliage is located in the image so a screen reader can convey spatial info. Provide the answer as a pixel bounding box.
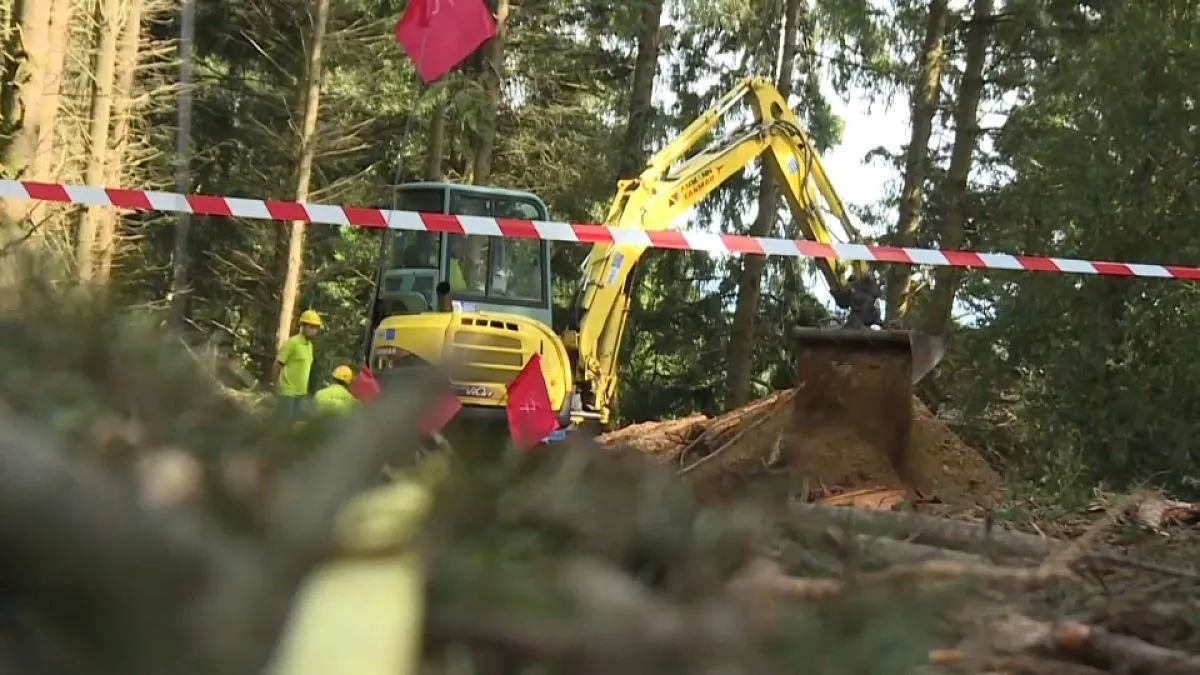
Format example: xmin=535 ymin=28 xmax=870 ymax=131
xmin=930 ymin=1 xmax=1200 ymax=496
xmin=95 ymin=0 xmax=880 ymax=428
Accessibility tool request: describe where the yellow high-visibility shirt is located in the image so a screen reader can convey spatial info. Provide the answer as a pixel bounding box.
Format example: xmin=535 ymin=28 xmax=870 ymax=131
xmin=278 ymin=334 xmax=314 ymax=397
xmin=313 ymin=383 xmax=357 ymax=415
xmin=449 ymin=259 xmax=466 ymax=290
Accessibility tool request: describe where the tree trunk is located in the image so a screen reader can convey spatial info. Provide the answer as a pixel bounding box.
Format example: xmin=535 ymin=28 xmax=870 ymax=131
xmin=273 ymin=0 xmax=331 ymax=351
xmin=424 ymin=89 xmax=447 ymax=180
xmin=883 ymin=0 xmax=950 ymax=325
xmin=29 ymin=0 xmax=71 ymax=184
xmin=73 ymin=0 xmax=123 ymax=283
xmin=23 ymin=0 xmax=71 ymax=233
xmin=723 ymin=0 xmax=802 ymax=409
xmin=923 ymin=0 xmax=991 ymax=335
xmin=603 ymin=0 xmax=665 ymax=415
xmin=0 ymin=0 xmax=52 ymax=232
xmin=471 ymin=0 xmax=509 ymax=185
xmin=615 ymin=0 xmax=665 ymax=181
xmin=96 ymin=0 xmax=144 ymax=280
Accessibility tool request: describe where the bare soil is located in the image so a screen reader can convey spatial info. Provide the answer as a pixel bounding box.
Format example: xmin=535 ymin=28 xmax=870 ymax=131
xmin=600 ymin=380 xmax=1003 ymax=510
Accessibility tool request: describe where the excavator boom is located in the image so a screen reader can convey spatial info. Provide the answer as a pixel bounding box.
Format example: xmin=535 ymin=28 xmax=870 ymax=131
xmin=567 ymin=76 xmax=946 ymax=483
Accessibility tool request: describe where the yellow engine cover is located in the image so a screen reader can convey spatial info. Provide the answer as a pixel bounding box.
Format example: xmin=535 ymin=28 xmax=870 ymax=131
xmin=369 ymin=309 xmax=573 ymax=412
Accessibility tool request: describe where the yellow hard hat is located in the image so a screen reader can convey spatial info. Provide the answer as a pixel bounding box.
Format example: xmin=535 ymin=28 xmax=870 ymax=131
xmin=332 ymin=365 xmax=354 ymax=384
xmin=298 ymin=309 xmax=322 ymax=327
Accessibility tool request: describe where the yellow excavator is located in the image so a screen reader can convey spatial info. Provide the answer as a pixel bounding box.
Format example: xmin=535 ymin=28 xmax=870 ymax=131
xmin=364 ymin=76 xmax=944 ymax=451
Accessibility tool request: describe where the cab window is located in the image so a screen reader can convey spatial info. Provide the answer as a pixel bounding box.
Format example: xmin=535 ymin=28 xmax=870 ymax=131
xmin=495 ymin=198 xmax=542 ymax=219
xmin=396 ymin=187 xmax=445 ymax=213
xmin=490 ymin=238 xmax=542 ymax=302
xmin=445 ymin=192 xmax=547 ymax=305
xmin=388 ymin=188 xmax=445 ymax=270
xmin=449 ymin=192 xmax=491 ymax=216
xmin=446 ymin=233 xmax=488 ymax=295
xmin=388 ymin=231 xmax=441 ymax=269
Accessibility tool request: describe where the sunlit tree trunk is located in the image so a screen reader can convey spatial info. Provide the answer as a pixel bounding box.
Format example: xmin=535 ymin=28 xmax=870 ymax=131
xmin=30 ymin=0 xmax=72 ymax=185
xmin=97 ymin=0 xmax=144 ymax=279
xmin=424 ymin=89 xmax=447 ymax=180
xmin=74 ymin=0 xmax=123 ymax=282
xmin=0 ymin=0 xmax=51 ymax=232
xmin=274 ymin=0 xmax=331 ymax=351
xmin=471 ymin=0 xmax=508 ymax=185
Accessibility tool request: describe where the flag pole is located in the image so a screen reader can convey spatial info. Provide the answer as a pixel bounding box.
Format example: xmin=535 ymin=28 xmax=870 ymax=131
xmin=360 ymin=0 xmax=498 ymax=363
xmin=359 ymin=15 xmax=432 ymax=365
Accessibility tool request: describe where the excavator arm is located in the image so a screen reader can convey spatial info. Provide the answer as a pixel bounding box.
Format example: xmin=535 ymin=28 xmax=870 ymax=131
xmin=564 ymin=77 xmax=889 ymax=423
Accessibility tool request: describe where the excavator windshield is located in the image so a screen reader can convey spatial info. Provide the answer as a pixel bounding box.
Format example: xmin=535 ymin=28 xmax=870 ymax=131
xmin=372 ymin=183 xmax=554 ymax=326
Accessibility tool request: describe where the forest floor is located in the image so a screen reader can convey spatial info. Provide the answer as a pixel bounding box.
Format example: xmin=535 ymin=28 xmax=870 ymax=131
xmin=599 ymin=386 xmax=1003 ymax=512
xmin=597 ymin=385 xmax=1200 ymax=674
xmin=201 ymin=349 xmax=1200 ymax=673
xmin=733 ymin=494 xmax=1200 ymax=674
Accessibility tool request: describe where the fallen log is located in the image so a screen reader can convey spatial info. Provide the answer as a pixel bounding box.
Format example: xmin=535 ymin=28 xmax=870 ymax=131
xmin=851 ymin=534 xmax=988 ymax=567
xmin=598 ymin=415 xmax=707 ymax=462
xmin=987 ymin=613 xmax=1200 ymax=675
xmin=786 ymin=502 xmax=1200 ymax=580
xmin=787 ymin=501 xmax=1057 ymax=559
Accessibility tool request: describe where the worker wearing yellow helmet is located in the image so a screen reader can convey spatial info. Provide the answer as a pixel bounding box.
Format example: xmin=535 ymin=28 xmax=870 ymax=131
xmin=274 ymin=309 xmax=322 ymax=418
xmin=312 ymin=365 xmax=359 ymax=416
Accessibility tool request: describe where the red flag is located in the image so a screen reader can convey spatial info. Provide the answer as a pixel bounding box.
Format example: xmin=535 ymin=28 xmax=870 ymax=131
xmin=395 ymin=0 xmax=497 ymax=84
xmin=505 ymin=354 xmax=558 ymax=449
xmin=349 ymin=366 xmax=381 ymax=402
xmin=420 ymin=389 xmax=462 ymax=436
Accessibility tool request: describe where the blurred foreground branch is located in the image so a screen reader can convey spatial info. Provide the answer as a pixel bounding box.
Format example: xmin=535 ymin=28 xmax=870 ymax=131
xmin=0 ymin=254 xmax=1198 ymax=675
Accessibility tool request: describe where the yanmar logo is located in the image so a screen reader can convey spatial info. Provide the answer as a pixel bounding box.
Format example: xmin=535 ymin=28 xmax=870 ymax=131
xmin=669 ymin=167 xmax=718 ymax=205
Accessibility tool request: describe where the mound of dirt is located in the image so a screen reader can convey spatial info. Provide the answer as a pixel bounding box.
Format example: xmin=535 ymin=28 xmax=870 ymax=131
xmin=600 ymin=390 xmax=1002 ymax=509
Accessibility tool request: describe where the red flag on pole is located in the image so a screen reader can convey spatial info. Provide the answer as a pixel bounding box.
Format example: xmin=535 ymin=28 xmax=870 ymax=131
xmin=350 ymin=366 xmax=381 ymax=402
xmin=420 ymin=389 xmax=463 ymax=437
xmin=395 ymin=0 xmax=497 ymax=84
xmin=505 ymin=354 xmax=558 ymax=449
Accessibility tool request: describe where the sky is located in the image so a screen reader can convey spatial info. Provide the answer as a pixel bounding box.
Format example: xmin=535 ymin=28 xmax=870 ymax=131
xmin=815 ymin=83 xmax=906 ymax=237
xmin=797 ymin=80 xmax=906 ymax=311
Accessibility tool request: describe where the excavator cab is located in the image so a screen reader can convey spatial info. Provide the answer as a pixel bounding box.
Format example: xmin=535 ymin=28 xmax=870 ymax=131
xmin=365 ymin=183 xmax=575 ymax=428
xmin=371 ymin=183 xmax=554 ymax=327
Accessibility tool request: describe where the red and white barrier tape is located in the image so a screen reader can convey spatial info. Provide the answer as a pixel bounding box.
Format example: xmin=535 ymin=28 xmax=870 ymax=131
xmin=3 ymin=179 xmax=1198 ymax=280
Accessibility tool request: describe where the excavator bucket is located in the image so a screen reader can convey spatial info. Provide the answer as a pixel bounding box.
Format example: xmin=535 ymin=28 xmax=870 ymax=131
xmin=790 ymin=327 xmax=945 ymax=488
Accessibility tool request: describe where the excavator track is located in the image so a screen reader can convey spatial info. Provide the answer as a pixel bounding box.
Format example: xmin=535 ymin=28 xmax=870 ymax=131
xmin=791 ymin=327 xmax=945 ymax=491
